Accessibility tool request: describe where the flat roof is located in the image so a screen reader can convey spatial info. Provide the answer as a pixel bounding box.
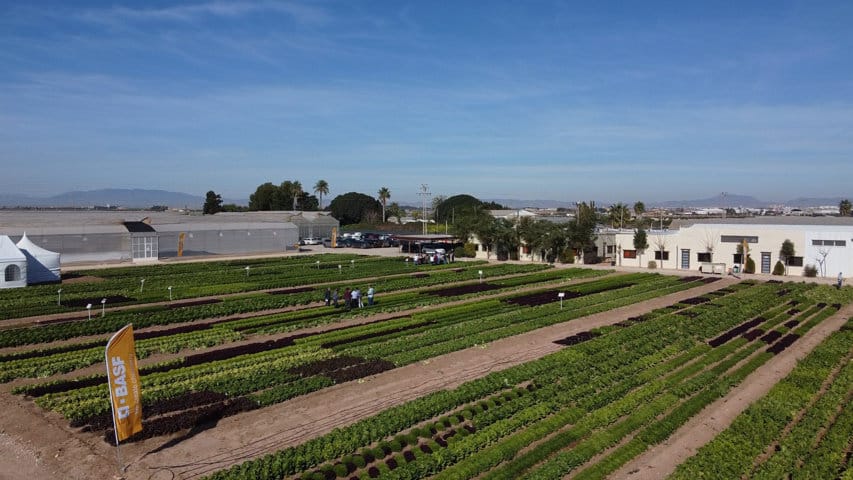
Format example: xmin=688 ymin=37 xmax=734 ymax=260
xmin=0 ymin=210 xmax=336 ymax=235
xmin=671 ymin=216 xmax=853 ymax=228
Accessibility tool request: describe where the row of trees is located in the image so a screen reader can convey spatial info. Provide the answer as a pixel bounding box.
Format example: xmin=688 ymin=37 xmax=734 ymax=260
xmin=440 ymin=195 xmax=598 ymax=262
xmin=205 ymin=181 xmax=400 ymax=224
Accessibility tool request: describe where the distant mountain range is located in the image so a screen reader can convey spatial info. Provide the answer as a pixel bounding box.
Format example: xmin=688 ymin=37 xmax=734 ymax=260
xmin=0 ymin=189 xmax=245 ymax=209
xmin=0 ymin=189 xmax=846 ymax=210
xmin=486 ymin=194 xmax=850 ymax=210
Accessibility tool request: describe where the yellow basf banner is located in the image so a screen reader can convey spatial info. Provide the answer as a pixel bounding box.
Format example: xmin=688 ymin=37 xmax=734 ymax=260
xmin=105 ymin=324 xmax=142 ymax=442
xmin=331 ymin=227 xmax=337 ymax=248
xmin=178 ymin=232 xmax=186 ymax=257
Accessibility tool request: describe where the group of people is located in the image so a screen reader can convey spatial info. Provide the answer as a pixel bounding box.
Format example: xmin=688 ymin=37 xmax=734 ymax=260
xmin=411 ymin=249 xmax=454 ymax=265
xmin=324 ymin=286 xmax=375 ymax=308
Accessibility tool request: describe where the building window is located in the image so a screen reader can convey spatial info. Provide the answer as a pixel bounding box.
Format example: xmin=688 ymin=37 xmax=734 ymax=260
xmin=733 ymin=253 xmax=744 ymax=264
xmin=5 ymin=264 xmax=21 ymax=282
xmin=654 ymin=251 xmax=670 ymax=260
xmin=697 ymin=252 xmax=712 ymax=263
xmin=812 ymin=239 xmax=846 ymax=247
xmin=721 ymin=235 xmax=758 ymax=243
xmin=606 ymin=245 xmax=615 ymax=254
xmin=623 ymin=249 xmax=637 ymax=259
xmin=787 ymin=256 xmax=804 ymax=267
xmin=131 ymin=236 xmax=159 ymax=259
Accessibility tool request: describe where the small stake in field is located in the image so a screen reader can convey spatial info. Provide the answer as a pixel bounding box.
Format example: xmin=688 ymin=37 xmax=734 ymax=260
xmin=479 ymin=270 xmax=483 ymax=284
xmin=338 ymin=264 xmax=342 ymax=273
xmin=316 ymin=260 xmax=320 ymax=269
xmin=167 ymin=286 xmax=173 ymax=301
xmin=101 ymin=298 xmax=106 ymax=317
xmin=244 ymin=266 xmax=250 ymax=277
xmin=139 ymin=278 xmax=145 ymax=293
xmin=558 ymin=292 xmax=565 ymax=309
xmin=351 ymin=259 xmax=355 ymax=268
xmin=57 ymin=288 xmax=62 ymax=306
xmin=86 ymin=303 xmax=92 ymax=320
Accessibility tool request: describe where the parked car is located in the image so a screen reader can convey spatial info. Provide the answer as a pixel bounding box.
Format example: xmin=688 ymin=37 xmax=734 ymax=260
xmin=342 ymin=238 xmax=370 ymax=249
xmin=300 ymin=237 xmax=321 ymax=245
xmin=322 ymin=237 xmax=338 ymax=248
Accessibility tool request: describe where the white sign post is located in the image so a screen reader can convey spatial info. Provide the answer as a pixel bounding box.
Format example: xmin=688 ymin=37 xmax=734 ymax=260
xmin=168 ymin=286 xmax=173 ymax=301
xmin=86 ymin=303 xmax=92 ymax=320
xmin=101 ymin=298 xmax=107 ymax=317
xmin=478 ymin=270 xmax=483 ymax=284
xmin=558 ymin=292 xmax=565 ymax=309
xmin=57 ymin=288 xmax=62 ymax=306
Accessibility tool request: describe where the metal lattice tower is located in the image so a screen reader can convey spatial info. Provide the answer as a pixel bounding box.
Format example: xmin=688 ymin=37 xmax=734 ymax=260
xmin=417 ymin=184 xmax=431 ymax=235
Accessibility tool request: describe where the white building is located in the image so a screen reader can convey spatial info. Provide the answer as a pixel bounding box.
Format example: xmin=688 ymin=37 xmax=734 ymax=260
xmin=597 ymin=218 xmax=853 ymax=278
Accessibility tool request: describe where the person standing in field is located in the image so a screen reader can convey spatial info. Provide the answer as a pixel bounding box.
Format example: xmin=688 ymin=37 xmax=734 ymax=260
xmin=838 ymin=272 xmax=844 ymax=289
xmin=324 ymin=288 xmax=331 ymax=306
xmin=367 ymin=285 xmax=375 ymax=306
xmin=343 ymin=287 xmax=351 ymax=310
xmin=332 ymin=289 xmax=339 ymax=307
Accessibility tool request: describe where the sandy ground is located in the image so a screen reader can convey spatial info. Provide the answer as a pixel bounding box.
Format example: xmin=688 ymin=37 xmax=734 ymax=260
xmin=0 ymin=278 xmax=734 ymax=480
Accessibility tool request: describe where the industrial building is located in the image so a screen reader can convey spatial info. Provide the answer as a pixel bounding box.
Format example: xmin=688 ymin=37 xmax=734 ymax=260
xmin=0 ymin=210 xmax=339 ymax=265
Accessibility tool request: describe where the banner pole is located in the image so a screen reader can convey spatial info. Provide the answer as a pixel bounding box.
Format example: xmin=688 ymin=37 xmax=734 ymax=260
xmin=106 ymin=334 xmax=124 ymax=473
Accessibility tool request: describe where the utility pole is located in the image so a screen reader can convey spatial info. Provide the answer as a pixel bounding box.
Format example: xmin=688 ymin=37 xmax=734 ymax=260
xmin=417 ymin=184 xmax=431 ymax=236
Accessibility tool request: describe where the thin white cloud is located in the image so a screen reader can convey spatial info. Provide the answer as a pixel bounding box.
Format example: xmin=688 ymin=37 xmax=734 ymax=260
xmin=75 ymin=1 xmax=330 ymax=27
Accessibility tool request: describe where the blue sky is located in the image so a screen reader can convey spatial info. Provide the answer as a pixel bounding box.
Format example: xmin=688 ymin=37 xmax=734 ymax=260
xmin=2 ymin=1 xmax=852 ymax=205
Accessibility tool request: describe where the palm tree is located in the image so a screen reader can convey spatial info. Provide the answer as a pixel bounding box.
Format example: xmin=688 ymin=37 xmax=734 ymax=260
xmin=607 ymin=203 xmax=631 ymax=229
xmin=313 ymin=180 xmax=329 ymax=210
xmin=377 ymin=187 xmax=391 ymax=222
xmin=840 ymin=199 xmax=852 ymax=216
xmin=292 ymin=181 xmax=303 ymax=211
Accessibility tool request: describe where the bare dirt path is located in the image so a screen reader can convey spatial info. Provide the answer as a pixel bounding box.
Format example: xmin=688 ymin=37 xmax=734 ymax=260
xmin=0 ymin=278 xmax=731 ymax=480
xmin=606 ymin=303 xmax=853 ymax=480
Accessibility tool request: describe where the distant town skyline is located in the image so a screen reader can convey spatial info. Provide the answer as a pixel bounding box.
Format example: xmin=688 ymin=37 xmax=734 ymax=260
xmin=2 ymin=2 xmax=852 ymax=204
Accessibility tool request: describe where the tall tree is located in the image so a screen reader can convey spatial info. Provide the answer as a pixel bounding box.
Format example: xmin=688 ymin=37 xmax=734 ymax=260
xmin=291 ymin=181 xmax=303 ymax=211
xmin=203 ymin=190 xmax=222 ymax=215
xmin=633 ymin=201 xmax=646 ymax=218
xmin=377 ymin=187 xmax=391 ymax=222
xmin=570 ymin=201 xmax=598 ymax=263
xmin=249 ymin=182 xmax=278 ymax=211
xmin=840 ymin=198 xmax=852 ymax=216
xmin=386 ymin=202 xmax=403 ymax=224
xmin=328 ymin=192 xmax=382 ymax=225
xmin=313 ymin=180 xmax=329 ymax=210
xmin=780 ymin=239 xmax=796 ymax=275
xmin=633 ymin=227 xmax=649 ymax=267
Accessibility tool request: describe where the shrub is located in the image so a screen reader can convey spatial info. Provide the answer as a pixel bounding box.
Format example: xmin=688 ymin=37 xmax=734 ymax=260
xmin=647 ymin=260 xmax=657 ymax=269
xmin=804 ymin=265 xmax=818 ymax=277
xmin=333 ymin=463 xmax=349 ymax=477
xmin=745 ymin=256 xmax=756 ymax=274
xmin=772 ymin=260 xmax=785 ymax=276
xmin=352 ymin=455 xmax=366 ymax=468
xmin=559 ymin=248 xmax=574 ymax=264
xmin=462 ymin=243 xmax=477 ymax=258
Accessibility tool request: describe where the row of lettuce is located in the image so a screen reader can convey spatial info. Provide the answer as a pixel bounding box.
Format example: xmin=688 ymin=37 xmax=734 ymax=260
xmin=0 ymin=265 xmax=601 ymax=382
xmin=0 ymin=253 xmax=483 ymax=320
xmin=17 ymin=272 xmax=702 ymax=439
xmin=0 ymin=261 xmax=552 ymax=348
xmin=194 ymin=280 xmax=851 ymax=480
xmin=671 ymin=317 xmax=852 ymax=480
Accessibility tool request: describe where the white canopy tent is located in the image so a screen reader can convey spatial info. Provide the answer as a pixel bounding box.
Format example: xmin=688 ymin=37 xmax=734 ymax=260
xmin=17 ymin=233 xmax=61 ymax=284
xmin=0 ymin=235 xmax=27 ymax=289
